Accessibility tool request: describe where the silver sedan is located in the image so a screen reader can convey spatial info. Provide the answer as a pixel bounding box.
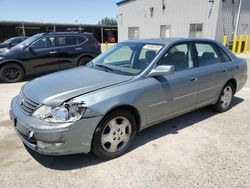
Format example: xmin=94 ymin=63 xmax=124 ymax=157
xmin=10 ymin=38 xmax=248 ymax=159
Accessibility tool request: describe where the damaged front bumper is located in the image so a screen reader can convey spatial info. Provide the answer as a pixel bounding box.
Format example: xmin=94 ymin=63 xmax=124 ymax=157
xmin=10 ymin=96 xmax=103 ymax=155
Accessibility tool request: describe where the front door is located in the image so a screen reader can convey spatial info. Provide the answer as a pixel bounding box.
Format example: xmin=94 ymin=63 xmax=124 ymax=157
xmin=27 ymin=36 xmax=62 ymax=73
xmin=145 ymin=42 xmax=199 ymax=125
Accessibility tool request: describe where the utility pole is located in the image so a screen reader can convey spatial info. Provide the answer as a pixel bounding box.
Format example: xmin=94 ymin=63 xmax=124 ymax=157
xmin=234 ymin=0 xmax=242 ymax=35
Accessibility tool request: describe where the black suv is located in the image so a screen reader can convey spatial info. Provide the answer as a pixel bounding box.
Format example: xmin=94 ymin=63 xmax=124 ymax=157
xmin=0 ymin=32 xmax=101 ymax=82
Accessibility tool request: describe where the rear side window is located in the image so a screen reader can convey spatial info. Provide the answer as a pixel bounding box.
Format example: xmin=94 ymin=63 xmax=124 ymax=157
xmin=216 ymin=46 xmax=232 ymax=62
xmin=195 ymin=42 xmax=229 ymax=66
xmin=55 ymin=36 xmax=83 ymax=46
xmin=77 ymin=36 xmax=87 ymax=44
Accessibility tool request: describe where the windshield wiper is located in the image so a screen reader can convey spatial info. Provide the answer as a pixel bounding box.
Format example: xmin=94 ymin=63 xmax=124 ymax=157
xmin=95 ymin=64 xmax=115 ymax=72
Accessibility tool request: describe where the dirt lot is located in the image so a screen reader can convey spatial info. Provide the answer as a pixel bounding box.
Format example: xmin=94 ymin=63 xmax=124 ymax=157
xmin=0 ymin=59 xmax=249 ymax=188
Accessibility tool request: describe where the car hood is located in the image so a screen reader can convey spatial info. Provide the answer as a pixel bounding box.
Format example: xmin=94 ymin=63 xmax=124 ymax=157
xmin=0 ymin=47 xmax=9 ymax=54
xmin=22 ymin=67 xmax=133 ymax=106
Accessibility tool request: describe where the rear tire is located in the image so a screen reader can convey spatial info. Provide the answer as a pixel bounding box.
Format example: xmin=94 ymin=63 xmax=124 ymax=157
xmin=92 ymin=110 xmax=137 ymax=160
xmin=78 ymin=57 xmax=92 ymax=66
xmin=213 ymin=83 xmax=234 ymax=112
xmin=0 ymin=63 xmax=24 ymax=83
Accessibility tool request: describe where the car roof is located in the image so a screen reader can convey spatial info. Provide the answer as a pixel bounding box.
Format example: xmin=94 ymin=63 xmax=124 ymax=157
xmin=123 ymin=38 xmax=220 ymax=46
xmin=45 ymin=32 xmax=92 ymax=36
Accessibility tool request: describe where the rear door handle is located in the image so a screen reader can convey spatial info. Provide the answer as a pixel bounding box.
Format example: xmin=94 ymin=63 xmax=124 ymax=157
xmin=75 ymin=47 xmax=82 ymax=51
xmin=190 ymin=78 xmax=198 ymax=82
xmin=49 ymin=51 xmax=57 ymax=54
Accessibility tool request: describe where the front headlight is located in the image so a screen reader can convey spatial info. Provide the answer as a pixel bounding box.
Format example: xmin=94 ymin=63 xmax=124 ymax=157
xmin=32 ymin=102 xmax=86 ymax=123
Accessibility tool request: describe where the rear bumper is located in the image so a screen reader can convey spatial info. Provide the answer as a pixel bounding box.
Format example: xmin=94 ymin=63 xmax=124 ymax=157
xmin=10 ymin=96 xmax=103 ymax=155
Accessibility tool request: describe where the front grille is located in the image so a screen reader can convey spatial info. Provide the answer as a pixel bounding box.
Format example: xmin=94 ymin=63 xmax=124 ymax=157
xmin=18 ymin=92 xmax=40 ymax=115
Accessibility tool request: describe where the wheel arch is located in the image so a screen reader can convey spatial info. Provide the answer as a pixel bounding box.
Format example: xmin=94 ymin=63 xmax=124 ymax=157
xmin=77 ymin=54 xmax=95 ymax=64
xmin=226 ymin=78 xmax=237 ymax=94
xmin=0 ymin=60 xmax=26 ymax=74
xmin=103 ymin=104 xmax=142 ymax=132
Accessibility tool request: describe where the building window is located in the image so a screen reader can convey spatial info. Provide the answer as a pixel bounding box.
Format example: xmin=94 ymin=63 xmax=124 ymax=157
xmin=128 ymin=27 xmax=140 ymax=40
xmin=189 ymin=24 xmax=203 ymax=38
xmin=160 ymin=25 xmax=171 ymax=38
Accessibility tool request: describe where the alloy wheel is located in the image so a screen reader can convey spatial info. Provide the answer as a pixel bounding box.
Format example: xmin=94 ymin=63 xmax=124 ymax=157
xmin=101 ymin=117 xmax=132 ymax=153
xmin=2 ymin=67 xmax=21 ymax=82
xmin=220 ymin=86 xmax=233 ymax=109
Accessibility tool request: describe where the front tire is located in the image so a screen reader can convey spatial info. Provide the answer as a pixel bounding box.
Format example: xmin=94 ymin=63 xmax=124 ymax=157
xmin=213 ymin=83 xmax=234 ymax=112
xmin=0 ymin=63 xmax=24 ymax=83
xmin=92 ymin=110 xmax=137 ymax=160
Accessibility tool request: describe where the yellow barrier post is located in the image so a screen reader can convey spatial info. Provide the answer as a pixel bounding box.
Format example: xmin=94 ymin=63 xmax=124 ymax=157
xmin=105 ymin=42 xmax=109 ymax=51
xmin=232 ymin=35 xmax=237 ymax=53
xmin=244 ymin=35 xmax=249 ymax=54
xmin=237 ymin=35 xmax=243 ymax=54
xmin=223 ymin=35 xmax=227 ymax=46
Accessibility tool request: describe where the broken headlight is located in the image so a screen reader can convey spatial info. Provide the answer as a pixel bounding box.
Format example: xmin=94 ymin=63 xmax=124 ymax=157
xmin=32 ymin=102 xmax=86 ymax=123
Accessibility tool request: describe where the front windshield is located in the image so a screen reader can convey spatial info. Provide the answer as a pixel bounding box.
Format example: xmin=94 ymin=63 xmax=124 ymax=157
xmin=91 ymin=42 xmax=163 ymax=76
xmin=12 ymin=34 xmax=43 ymax=50
xmin=2 ymin=38 xmax=13 ymax=44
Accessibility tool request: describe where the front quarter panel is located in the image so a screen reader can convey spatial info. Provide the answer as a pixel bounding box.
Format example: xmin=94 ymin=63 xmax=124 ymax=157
xmin=76 ymin=79 xmax=148 ymax=131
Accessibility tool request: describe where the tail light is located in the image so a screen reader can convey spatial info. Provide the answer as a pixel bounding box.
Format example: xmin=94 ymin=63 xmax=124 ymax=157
xmin=93 ymin=42 xmax=100 ymax=49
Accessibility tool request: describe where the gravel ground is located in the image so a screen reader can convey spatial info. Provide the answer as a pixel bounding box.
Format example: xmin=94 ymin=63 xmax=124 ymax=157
xmin=0 ymin=59 xmax=249 ymax=188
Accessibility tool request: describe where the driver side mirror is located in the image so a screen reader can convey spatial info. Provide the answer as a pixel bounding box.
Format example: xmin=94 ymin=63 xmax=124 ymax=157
xmin=148 ymin=65 xmax=175 ymax=77
xmin=28 ymin=45 xmax=34 ymax=52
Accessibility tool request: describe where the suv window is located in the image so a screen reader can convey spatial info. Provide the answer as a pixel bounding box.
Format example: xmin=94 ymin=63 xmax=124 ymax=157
xmin=77 ymin=36 xmax=87 ymax=44
xmin=56 ymin=36 xmax=84 ymax=46
xmin=158 ymin=43 xmax=194 ymax=71
xmin=32 ymin=37 xmax=55 ymax=49
xmin=195 ymin=42 xmax=228 ymax=66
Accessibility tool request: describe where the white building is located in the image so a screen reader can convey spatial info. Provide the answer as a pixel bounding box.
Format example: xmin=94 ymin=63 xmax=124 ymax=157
xmin=117 ymin=0 xmax=250 ymax=44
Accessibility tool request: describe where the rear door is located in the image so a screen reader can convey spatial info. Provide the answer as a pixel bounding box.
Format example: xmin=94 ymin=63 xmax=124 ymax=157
xmin=54 ymin=35 xmax=88 ymax=69
xmin=193 ymin=42 xmax=232 ymax=107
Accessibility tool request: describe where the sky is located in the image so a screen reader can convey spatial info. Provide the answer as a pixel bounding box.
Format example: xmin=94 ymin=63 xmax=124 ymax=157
xmin=0 ymin=0 xmax=120 ymax=24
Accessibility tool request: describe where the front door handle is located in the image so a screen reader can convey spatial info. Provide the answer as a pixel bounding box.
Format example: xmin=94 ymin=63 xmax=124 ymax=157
xmin=190 ymin=77 xmax=198 ymax=82
xmin=75 ymin=47 xmax=82 ymax=51
xmin=49 ymin=51 xmax=57 ymax=54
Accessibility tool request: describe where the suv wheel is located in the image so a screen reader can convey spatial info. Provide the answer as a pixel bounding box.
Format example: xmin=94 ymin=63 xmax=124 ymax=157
xmin=78 ymin=57 xmax=92 ymax=66
xmin=0 ymin=63 xmax=24 ymax=83
xmin=92 ymin=110 xmax=137 ymax=160
xmin=213 ymin=83 xmax=234 ymax=112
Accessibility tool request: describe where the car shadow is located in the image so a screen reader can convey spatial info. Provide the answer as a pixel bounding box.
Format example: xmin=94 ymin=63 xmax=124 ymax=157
xmin=25 ymin=96 xmax=244 ymax=170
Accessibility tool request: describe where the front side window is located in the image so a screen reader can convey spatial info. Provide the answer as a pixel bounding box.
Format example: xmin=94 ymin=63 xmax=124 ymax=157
xmin=195 ymin=42 xmax=226 ymax=66
xmin=32 ymin=37 xmax=55 ymax=49
xmin=91 ymin=43 xmax=163 ymax=75
xmin=158 ymin=43 xmax=194 ymax=71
